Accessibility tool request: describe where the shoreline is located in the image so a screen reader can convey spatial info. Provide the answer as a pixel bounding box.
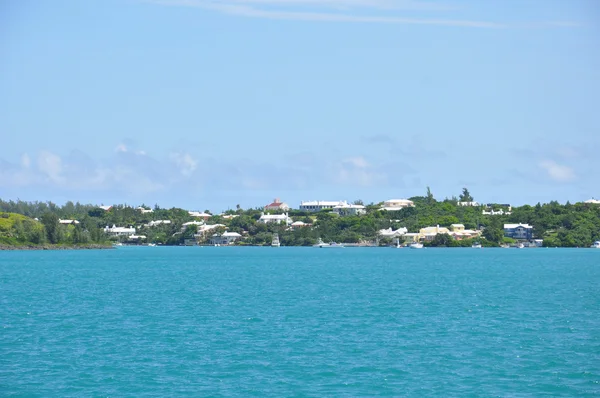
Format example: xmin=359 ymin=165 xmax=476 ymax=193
xmin=0 ymin=244 xmax=114 ymax=251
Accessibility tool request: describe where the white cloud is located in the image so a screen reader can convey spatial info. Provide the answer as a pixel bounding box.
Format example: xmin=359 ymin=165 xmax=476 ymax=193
xmin=149 ymin=0 xmax=506 ymax=28
xmin=21 ymin=153 xmax=31 ymax=168
xmin=335 ymin=156 xmax=386 ymax=186
xmin=37 ymin=151 xmax=64 ymax=183
xmin=170 ymin=152 xmax=198 ymax=176
xmin=343 ymin=156 xmax=370 ymax=168
xmin=539 ymin=160 xmax=575 ymax=182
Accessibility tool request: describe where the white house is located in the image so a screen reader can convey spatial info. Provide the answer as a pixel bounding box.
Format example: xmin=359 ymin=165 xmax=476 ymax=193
xmin=104 ymin=225 xmax=136 ymax=236
xmin=290 ymin=220 xmax=312 ymax=229
xmin=210 ymin=231 xmax=242 ymax=245
xmin=98 ymin=205 xmax=112 ymax=211
xmin=378 ymin=227 xmax=408 ymax=238
xmin=59 ymin=219 xmax=80 ymax=225
xmin=189 ymin=211 xmax=212 ymax=220
xmin=380 ymin=199 xmax=414 ymax=211
xmin=332 ymin=202 xmax=366 ymax=216
xmin=458 ymin=201 xmax=479 ymax=207
xmin=299 ymin=200 xmax=346 ymax=212
xmin=146 ymin=220 xmax=172 ymax=227
xmin=265 ymin=198 xmax=290 ymax=211
xmin=182 ymin=221 xmax=204 ymax=227
xmin=482 ymin=209 xmax=511 ymax=215
xmin=584 ymin=198 xmax=600 ymax=204
xmin=258 ymin=212 xmax=292 ymax=225
xmin=194 ymin=224 xmax=226 ymax=238
xmin=136 ymin=207 xmax=153 ymax=214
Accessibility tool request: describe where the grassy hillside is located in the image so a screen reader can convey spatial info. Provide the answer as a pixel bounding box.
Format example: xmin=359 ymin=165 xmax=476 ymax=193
xmin=0 ymin=212 xmax=45 ymax=245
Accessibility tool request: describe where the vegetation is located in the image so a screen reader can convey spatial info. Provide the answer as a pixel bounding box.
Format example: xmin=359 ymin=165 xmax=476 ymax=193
xmin=1 ymin=191 xmax=600 ymax=248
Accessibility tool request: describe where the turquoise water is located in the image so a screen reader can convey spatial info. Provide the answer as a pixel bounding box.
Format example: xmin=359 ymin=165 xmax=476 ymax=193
xmin=1 ymin=247 xmax=599 ymax=396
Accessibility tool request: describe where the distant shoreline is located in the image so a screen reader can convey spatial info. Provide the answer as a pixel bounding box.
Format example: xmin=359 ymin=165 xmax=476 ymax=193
xmin=0 ymin=244 xmax=113 ymax=251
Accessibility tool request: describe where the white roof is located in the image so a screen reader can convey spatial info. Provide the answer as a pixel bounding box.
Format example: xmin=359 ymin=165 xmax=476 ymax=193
xmin=291 ymin=221 xmax=305 ymax=226
xmin=198 ymin=224 xmax=225 ymax=231
xmin=584 ymin=199 xmax=600 ymax=204
xmin=105 ymin=225 xmax=135 ymax=232
xmin=333 ymin=203 xmax=365 ymax=209
xmin=189 ymin=211 xmax=211 ymax=217
xmin=378 ymin=227 xmax=407 ymax=236
xmin=99 ymin=205 xmax=112 ymax=211
xmin=59 ymin=219 xmax=80 ymax=224
xmin=222 ymin=232 xmax=242 ymax=237
xmin=384 ymin=199 xmax=413 ymax=203
xmin=260 ymin=214 xmax=289 ymax=219
xmin=147 ymin=220 xmax=171 ymax=226
xmin=504 ymin=223 xmax=532 ymax=229
xmin=300 ymin=200 xmax=346 ymax=207
xmin=182 ymin=221 xmax=204 ymax=226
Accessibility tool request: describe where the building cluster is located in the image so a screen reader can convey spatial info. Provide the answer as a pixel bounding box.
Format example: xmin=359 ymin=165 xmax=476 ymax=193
xmin=84 ymin=196 xmax=600 ymax=246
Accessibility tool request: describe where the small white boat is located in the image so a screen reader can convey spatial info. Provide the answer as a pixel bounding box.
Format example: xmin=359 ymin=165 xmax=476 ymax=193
xmin=395 ymin=238 xmax=402 ymax=249
xmin=516 ymin=243 xmax=525 ymax=249
xmin=409 ymin=242 xmax=424 ymax=249
xmin=147 ymin=243 xmax=156 ymax=247
xmin=592 ymin=241 xmax=600 ymax=249
xmin=472 ymin=242 xmax=482 ymax=249
xmin=313 ymin=239 xmax=344 ymax=248
xmin=113 ymin=242 xmax=123 ymax=247
xmin=271 ymin=234 xmax=281 ymax=247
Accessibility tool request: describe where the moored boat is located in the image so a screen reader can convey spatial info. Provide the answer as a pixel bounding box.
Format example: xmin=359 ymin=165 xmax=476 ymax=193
xmin=271 ymin=233 xmax=280 ymax=247
xmin=313 ymin=238 xmax=344 ymax=248
xmin=592 ymin=241 xmax=600 ymax=249
xmin=409 ymin=242 xmax=423 ymax=249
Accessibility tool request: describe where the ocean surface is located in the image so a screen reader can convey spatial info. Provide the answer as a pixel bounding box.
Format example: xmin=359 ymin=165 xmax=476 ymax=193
xmin=1 ymin=247 xmax=599 ymax=397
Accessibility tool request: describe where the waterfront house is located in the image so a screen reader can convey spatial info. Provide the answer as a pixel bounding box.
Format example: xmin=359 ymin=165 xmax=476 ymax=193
xmin=419 ymin=225 xmax=451 ymax=241
xmin=402 ymin=232 xmax=420 ymax=243
xmin=104 ymin=225 xmax=136 ymax=237
xmin=378 ymin=227 xmax=408 ymax=238
xmin=264 ymin=198 xmax=290 ymax=212
xmin=380 ymin=199 xmax=415 ymax=211
xmin=210 ymin=231 xmax=242 ymax=245
xmin=449 ymin=224 xmax=482 ymax=240
xmin=258 ymin=212 xmax=292 ymax=225
xmin=504 ymin=223 xmax=533 ymax=240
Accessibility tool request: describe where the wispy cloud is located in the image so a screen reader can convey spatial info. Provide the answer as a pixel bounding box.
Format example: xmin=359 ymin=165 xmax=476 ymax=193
xmin=148 ymin=0 xmax=508 ymax=28
xmin=539 ymin=160 xmax=576 ymax=182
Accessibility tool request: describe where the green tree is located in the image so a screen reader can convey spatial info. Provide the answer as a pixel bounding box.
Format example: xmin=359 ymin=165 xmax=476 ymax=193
xmin=459 ymin=188 xmax=474 ymax=202
xmin=41 ymin=212 xmax=61 ymax=244
xmin=483 ymin=226 xmax=504 ymax=243
xmin=429 ymin=233 xmax=453 ymax=247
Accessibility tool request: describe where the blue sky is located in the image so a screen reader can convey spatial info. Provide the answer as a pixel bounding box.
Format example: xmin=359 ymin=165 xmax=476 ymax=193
xmin=1 ymin=0 xmax=599 ymax=211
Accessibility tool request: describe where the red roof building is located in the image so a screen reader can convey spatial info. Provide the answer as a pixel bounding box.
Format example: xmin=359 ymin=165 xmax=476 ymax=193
xmin=264 ymin=198 xmax=290 ymax=211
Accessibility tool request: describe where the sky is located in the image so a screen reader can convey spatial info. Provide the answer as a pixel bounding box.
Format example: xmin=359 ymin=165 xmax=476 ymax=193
xmin=1 ymin=0 xmax=599 ymax=212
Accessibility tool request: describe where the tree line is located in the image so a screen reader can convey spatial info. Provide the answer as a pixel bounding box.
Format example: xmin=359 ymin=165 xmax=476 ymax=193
xmin=1 ymin=190 xmax=599 ymax=247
